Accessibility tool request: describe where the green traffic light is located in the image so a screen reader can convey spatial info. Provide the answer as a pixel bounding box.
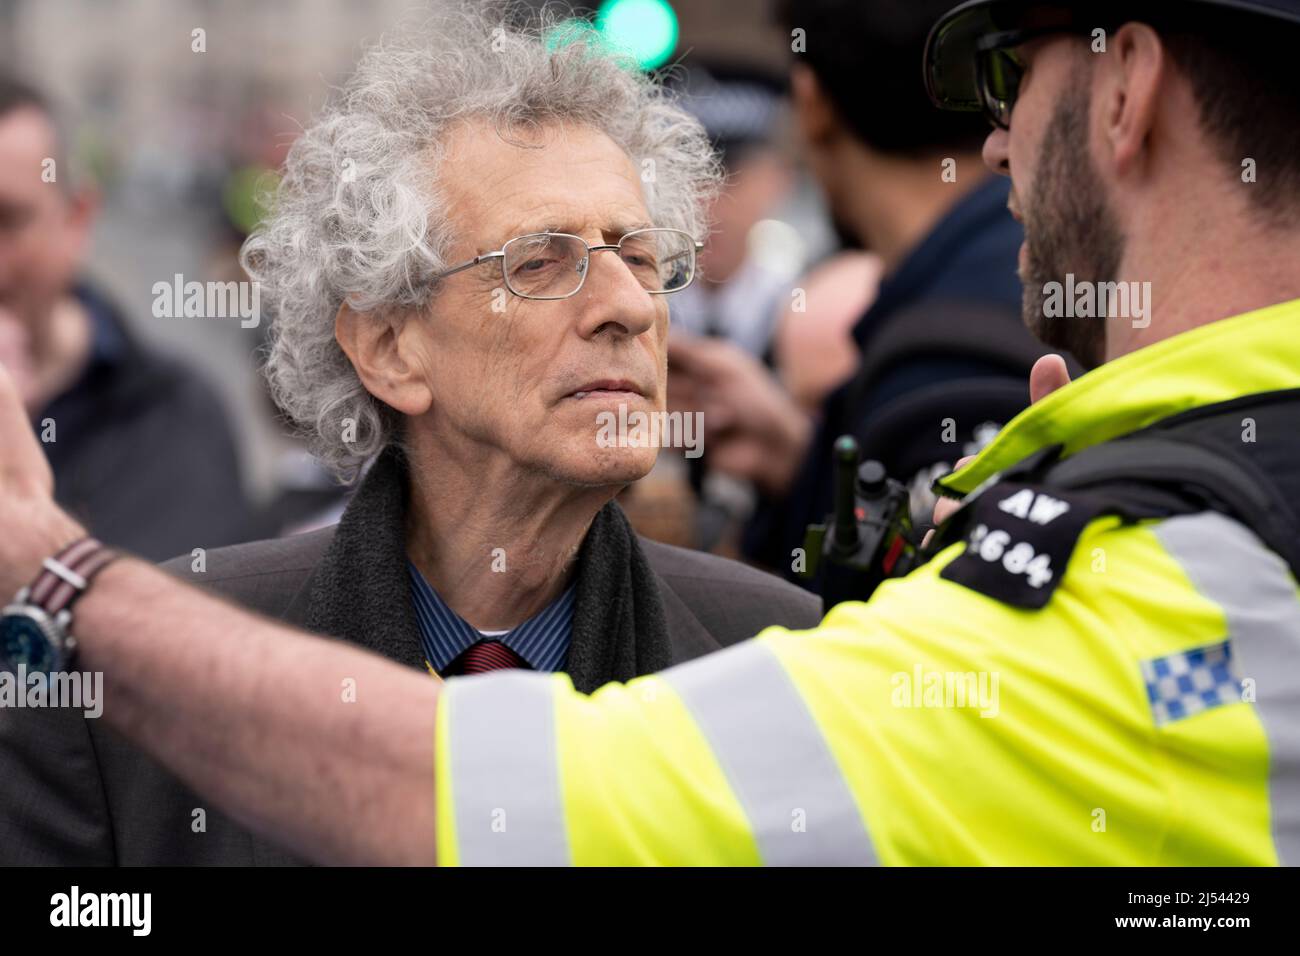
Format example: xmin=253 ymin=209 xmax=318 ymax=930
xmin=596 ymin=0 xmax=679 ymax=70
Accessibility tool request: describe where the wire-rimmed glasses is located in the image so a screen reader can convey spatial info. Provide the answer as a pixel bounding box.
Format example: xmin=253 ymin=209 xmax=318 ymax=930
xmin=432 ymin=227 xmax=703 ymax=300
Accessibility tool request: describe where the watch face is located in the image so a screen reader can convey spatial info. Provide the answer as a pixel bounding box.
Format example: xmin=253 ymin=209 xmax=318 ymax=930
xmin=0 ymin=610 xmax=59 ymax=674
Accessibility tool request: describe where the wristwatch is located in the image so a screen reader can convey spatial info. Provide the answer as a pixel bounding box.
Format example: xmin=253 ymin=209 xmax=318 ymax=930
xmin=0 ymin=537 xmax=119 ymax=676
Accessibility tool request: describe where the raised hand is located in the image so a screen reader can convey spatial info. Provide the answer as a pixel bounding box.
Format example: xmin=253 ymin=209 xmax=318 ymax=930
xmin=0 ymin=363 xmax=84 ymax=597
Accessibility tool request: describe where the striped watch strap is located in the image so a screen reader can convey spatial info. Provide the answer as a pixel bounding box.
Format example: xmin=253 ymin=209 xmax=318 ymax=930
xmin=27 ymin=537 xmax=120 ymax=616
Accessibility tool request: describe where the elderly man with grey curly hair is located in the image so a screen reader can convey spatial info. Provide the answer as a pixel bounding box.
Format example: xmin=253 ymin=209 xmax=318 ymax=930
xmin=0 ymin=7 xmax=820 ymax=865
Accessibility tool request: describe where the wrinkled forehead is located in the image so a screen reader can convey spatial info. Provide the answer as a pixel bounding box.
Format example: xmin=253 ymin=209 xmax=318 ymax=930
xmin=435 ymin=118 xmax=651 ymax=250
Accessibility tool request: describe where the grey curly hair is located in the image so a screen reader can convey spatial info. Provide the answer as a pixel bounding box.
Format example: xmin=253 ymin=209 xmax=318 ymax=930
xmin=241 ymin=2 xmax=721 ymax=480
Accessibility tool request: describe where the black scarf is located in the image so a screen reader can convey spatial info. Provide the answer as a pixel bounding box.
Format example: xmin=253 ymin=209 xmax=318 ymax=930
xmin=302 ymin=446 xmax=672 ymax=694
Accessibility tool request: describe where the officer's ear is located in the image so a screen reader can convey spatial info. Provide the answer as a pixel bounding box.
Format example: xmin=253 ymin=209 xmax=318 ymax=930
xmin=1097 ymin=22 xmax=1166 ymax=179
xmin=790 ymin=63 xmax=839 ymax=149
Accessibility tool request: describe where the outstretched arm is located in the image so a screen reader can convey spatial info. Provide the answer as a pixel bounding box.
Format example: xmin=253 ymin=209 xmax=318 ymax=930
xmin=0 ymin=367 xmax=440 ymax=866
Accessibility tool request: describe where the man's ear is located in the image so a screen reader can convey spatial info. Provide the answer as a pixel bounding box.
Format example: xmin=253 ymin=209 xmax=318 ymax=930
xmin=334 ymin=302 xmax=434 ymax=417
xmin=59 ymin=186 xmax=100 ymax=267
xmin=789 ymin=63 xmax=839 ymax=147
xmin=1098 ymin=23 xmax=1165 ymax=178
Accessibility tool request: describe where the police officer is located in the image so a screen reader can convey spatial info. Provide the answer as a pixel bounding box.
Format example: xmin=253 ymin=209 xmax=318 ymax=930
xmin=0 ymin=0 xmax=1298 ymax=865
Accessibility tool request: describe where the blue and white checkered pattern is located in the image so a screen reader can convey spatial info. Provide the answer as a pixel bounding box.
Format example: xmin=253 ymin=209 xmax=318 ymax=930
xmin=1141 ymin=640 xmax=1243 ymax=726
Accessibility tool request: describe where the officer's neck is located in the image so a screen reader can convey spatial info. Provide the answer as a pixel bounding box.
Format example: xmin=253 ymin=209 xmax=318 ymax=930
xmin=1104 ymin=214 xmax=1300 ymax=363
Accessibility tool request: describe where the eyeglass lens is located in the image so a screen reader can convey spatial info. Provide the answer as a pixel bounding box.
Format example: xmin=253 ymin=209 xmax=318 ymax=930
xmin=502 ymin=230 xmax=694 ymax=298
xmin=981 ymin=47 xmax=1024 ymax=128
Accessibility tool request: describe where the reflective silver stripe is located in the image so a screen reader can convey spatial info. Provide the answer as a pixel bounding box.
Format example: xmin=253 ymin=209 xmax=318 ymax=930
xmin=446 ymin=671 xmax=569 ymax=865
xmin=1155 ymin=512 xmax=1300 ymax=865
xmin=664 ymin=640 xmax=877 ymax=865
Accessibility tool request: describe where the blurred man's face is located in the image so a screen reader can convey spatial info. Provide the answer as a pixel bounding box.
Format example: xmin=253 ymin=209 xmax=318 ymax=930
xmin=0 ymin=108 xmax=91 ymax=346
xmin=983 ymin=38 xmax=1121 ymax=369
xmin=699 ymin=147 xmax=791 ymax=284
xmin=403 ymin=119 xmax=667 ymax=486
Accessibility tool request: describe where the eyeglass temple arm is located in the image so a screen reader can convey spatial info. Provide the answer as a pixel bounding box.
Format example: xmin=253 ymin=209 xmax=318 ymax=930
xmin=435 ymin=251 xmax=505 ymax=281
xmin=664 ymin=242 xmax=704 ymax=265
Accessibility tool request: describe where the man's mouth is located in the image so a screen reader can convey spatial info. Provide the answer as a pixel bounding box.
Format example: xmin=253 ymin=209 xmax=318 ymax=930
xmin=565 ymin=379 xmax=645 ymax=401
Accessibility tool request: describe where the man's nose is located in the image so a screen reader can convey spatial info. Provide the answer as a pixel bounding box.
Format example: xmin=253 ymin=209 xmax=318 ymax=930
xmin=574 ymin=248 xmax=658 ymax=339
xmin=983 ymin=127 xmax=1011 ymax=177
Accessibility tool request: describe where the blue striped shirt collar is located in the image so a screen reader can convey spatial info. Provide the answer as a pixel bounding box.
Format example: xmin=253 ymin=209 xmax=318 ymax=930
xmin=407 ymin=561 xmax=575 ymax=673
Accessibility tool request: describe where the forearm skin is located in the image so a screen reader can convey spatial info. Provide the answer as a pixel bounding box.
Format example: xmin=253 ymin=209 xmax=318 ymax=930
xmin=75 ymin=559 xmax=441 ymax=866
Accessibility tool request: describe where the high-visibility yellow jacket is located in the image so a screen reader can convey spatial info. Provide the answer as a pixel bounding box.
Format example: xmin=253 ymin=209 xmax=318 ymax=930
xmin=435 ymin=298 xmax=1300 ymax=865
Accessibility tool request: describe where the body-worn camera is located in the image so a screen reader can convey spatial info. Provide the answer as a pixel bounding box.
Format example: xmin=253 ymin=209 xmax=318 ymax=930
xmin=800 ymin=435 xmax=919 ymax=608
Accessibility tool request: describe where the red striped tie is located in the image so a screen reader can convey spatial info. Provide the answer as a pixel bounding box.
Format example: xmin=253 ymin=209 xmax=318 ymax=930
xmin=447 ymin=640 xmax=530 ymax=676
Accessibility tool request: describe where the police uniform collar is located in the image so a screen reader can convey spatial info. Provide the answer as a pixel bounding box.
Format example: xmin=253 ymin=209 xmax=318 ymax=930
xmin=938 ymin=296 xmax=1300 ymax=497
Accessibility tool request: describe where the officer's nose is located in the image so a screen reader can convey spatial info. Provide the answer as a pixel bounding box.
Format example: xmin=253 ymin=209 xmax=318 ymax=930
xmin=573 ymin=248 xmax=658 ymax=341
xmin=983 ymin=127 xmax=1011 ymax=177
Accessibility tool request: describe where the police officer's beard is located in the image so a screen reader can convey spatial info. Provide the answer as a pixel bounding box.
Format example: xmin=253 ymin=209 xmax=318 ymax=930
xmin=1020 ymin=88 xmax=1124 ymax=371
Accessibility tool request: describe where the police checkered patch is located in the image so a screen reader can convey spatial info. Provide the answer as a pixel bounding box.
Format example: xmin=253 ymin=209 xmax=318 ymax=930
xmin=1141 ymin=641 xmax=1243 ymax=726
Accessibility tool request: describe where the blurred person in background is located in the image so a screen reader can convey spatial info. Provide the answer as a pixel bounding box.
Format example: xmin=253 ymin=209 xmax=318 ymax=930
xmin=630 ymin=61 xmax=801 ymax=553
xmin=0 ymin=9 xmax=820 ymax=865
xmin=668 ymin=62 xmax=797 ymax=358
xmin=0 ymin=73 xmax=256 ymax=562
xmin=669 ymin=0 xmax=1067 ymax=586
xmin=770 ymin=250 xmax=881 ymax=415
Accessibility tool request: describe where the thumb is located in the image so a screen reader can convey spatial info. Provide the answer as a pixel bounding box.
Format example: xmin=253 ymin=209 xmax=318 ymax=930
xmin=1029 ymin=353 xmax=1072 ymax=405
